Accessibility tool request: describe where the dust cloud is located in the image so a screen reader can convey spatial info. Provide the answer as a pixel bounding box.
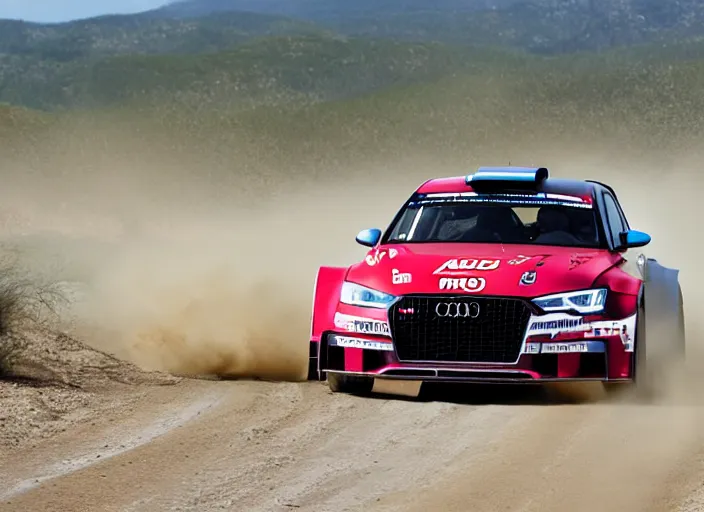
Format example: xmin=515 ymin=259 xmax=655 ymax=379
xmin=57 ymin=202 xmax=342 ymax=381
xmin=0 ymin=148 xmax=417 ymax=381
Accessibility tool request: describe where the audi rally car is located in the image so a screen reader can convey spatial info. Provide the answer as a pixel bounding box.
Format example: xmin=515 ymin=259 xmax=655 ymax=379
xmin=308 ymin=167 xmax=685 ymax=395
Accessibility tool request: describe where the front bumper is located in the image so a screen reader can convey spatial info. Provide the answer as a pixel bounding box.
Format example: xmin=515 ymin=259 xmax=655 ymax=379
xmin=311 ymin=310 xmax=637 ymax=384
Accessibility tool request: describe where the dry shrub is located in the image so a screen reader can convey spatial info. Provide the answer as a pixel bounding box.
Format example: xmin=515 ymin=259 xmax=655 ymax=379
xmin=0 ymin=252 xmax=67 ymax=378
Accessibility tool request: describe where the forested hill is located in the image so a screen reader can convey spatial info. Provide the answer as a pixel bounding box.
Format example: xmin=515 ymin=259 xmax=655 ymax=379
xmin=2 ymin=0 xmax=704 ymax=58
xmin=155 ymin=0 xmax=704 ymax=53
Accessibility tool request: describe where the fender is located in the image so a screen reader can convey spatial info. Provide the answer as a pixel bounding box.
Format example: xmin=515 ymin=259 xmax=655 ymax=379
xmin=311 ymin=266 xmax=349 ymax=341
xmin=308 ymin=266 xmax=348 ymax=380
xmin=643 ymin=258 xmax=681 ymax=318
xmin=592 ymin=262 xmax=641 ymax=318
xmin=642 ymin=258 xmax=683 ymax=357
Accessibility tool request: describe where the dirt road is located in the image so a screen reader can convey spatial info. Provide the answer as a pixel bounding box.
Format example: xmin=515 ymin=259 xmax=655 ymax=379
xmin=2 ymin=375 xmax=703 ymax=512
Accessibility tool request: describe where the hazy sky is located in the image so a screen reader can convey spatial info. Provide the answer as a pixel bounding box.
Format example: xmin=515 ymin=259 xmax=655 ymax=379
xmin=0 ymin=0 xmax=167 ymax=23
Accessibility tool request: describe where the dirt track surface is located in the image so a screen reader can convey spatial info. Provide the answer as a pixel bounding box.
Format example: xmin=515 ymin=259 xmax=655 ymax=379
xmin=1 ymin=377 xmax=703 ymax=512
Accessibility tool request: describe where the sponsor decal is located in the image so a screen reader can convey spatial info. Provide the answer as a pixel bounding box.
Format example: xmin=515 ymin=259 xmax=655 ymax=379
xmin=520 ymin=270 xmax=537 ymax=286
xmin=392 ymin=268 xmax=412 ymax=284
xmin=541 ymin=342 xmax=590 ymax=354
xmin=508 ymin=255 xmax=532 ymax=266
xmin=433 ymin=258 xmax=500 ymax=275
xmin=435 ymin=301 xmax=481 ymax=319
xmin=569 ymin=254 xmax=593 ymax=270
xmin=424 ymin=192 xmax=587 ymax=204
xmin=329 ymin=335 xmax=394 ymax=352
xmin=529 ymin=317 xmax=584 ymax=333
xmin=524 ymin=343 xmax=541 ymax=354
xmin=584 ymin=322 xmax=635 ymax=349
xmin=526 ymin=313 xmax=589 ymax=338
xmin=619 ymin=324 xmax=633 ymax=349
xmin=365 ymin=249 xmax=387 ymax=266
xmin=366 ymin=248 xmax=400 ymax=266
xmin=414 ymin=197 xmax=593 ymax=210
xmin=438 ymin=277 xmax=487 ymax=293
xmin=585 ymin=326 xmax=614 ymax=337
xmin=522 ymin=341 xmax=605 ymax=355
xmin=510 ymin=254 xmax=550 ymax=267
xmin=334 ymin=313 xmax=391 ymax=337
xmin=583 ymin=315 xmax=636 ymax=350
xmin=526 ymin=313 xmax=637 ymax=351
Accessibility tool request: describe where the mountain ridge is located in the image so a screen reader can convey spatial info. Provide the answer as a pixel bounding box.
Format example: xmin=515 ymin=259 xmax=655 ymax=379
xmin=2 ymin=0 xmax=704 ymax=56
xmin=153 ymin=0 xmax=704 ymax=53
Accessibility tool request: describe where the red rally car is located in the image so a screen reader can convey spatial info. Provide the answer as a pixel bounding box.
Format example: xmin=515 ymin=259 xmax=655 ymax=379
xmin=308 ymin=167 xmax=685 ymax=395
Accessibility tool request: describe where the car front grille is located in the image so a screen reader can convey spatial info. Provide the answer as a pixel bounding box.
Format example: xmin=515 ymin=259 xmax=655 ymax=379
xmin=388 ymin=295 xmax=532 ymax=364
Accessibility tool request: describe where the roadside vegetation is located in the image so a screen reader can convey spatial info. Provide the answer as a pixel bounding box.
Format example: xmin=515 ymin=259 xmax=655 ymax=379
xmin=0 ymin=253 xmax=66 ymax=378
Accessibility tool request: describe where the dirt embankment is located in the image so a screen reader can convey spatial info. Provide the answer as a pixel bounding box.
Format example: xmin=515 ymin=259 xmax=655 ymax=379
xmin=0 ymin=326 xmax=180 ymax=451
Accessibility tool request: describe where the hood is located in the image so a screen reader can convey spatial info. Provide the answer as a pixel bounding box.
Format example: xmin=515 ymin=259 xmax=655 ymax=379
xmin=346 ymin=243 xmax=622 ymax=298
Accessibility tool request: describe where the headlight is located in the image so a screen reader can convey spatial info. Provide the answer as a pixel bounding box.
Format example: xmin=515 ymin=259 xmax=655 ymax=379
xmin=532 ymin=288 xmax=607 ymax=314
xmin=340 ymin=282 xmax=396 ymax=309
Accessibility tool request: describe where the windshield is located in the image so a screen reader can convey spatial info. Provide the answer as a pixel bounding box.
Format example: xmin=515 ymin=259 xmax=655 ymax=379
xmin=386 ymin=193 xmax=603 ymax=248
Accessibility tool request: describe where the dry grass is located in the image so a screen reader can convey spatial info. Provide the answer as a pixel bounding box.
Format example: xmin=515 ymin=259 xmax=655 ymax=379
xmin=0 ymin=253 xmax=68 ymax=378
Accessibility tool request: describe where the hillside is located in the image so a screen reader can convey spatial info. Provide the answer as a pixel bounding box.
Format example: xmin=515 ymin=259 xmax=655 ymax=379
xmin=0 ymin=35 xmax=502 ymax=109
xmin=2 ymin=0 xmax=704 ymax=62
xmin=5 ymin=29 xmax=704 ymax=112
xmin=1 ymin=2 xmax=704 ymax=145
xmin=156 ymin=0 xmax=704 ymax=53
xmin=0 ymin=11 xmax=322 ymax=59
xmin=3 ymin=0 xmax=704 ymax=112
xmin=2 ymin=37 xmax=702 ymax=183
xmin=153 ymin=0 xmax=518 ymax=19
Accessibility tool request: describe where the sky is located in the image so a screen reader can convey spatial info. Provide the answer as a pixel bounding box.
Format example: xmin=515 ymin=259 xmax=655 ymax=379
xmin=0 ymin=0 xmax=168 ymax=23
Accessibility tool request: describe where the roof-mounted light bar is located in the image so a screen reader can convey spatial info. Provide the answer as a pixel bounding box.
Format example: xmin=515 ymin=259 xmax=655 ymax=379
xmin=465 ymin=166 xmax=549 ymax=191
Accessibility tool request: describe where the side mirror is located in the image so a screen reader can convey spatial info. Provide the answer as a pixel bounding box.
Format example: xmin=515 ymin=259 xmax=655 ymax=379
xmin=356 ymin=228 xmax=382 ymax=248
xmin=619 ymin=229 xmax=651 ymax=249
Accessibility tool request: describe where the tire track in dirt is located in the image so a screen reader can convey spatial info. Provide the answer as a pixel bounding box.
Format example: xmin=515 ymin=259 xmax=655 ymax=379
xmin=0 ymin=380 xmax=226 ymax=506
xmin=0 ymin=379 xmax=307 ymax=511
xmin=0 ymin=380 xmax=536 ymax=512
xmin=376 ymin=389 xmax=704 ymax=512
xmin=179 ymin=384 xmax=527 ymax=512
xmin=3 ymin=376 xmax=704 ymax=512
xmin=1 ymin=393 xmax=218 ymax=502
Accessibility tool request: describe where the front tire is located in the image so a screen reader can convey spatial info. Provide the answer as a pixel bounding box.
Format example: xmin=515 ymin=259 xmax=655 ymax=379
xmin=327 ymin=373 xmax=374 ymax=394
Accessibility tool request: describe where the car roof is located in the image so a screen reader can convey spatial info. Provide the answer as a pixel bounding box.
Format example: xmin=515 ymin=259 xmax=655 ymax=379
xmin=416 ymin=174 xmax=599 ymax=200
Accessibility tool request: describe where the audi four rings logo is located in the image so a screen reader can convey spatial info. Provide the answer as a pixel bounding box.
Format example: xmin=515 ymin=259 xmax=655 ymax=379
xmin=435 ymin=302 xmax=481 ymax=318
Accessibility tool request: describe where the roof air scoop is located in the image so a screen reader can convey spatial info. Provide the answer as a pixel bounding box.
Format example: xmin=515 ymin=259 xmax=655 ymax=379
xmin=465 ymin=166 xmax=549 ymax=192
